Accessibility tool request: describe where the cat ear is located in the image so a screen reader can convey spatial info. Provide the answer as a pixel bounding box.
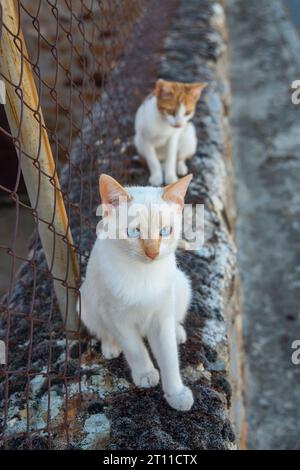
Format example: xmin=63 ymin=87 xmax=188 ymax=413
xmin=99 ymin=174 xmax=132 ymax=206
xmin=163 ymin=174 xmax=193 ymax=208
xmin=155 ymin=79 xmax=174 ymax=99
xmin=186 ymin=82 xmax=208 ymax=101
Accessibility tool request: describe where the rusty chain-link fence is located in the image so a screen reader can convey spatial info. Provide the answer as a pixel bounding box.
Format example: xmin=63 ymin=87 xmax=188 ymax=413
xmin=0 ymin=0 xmax=179 ymax=449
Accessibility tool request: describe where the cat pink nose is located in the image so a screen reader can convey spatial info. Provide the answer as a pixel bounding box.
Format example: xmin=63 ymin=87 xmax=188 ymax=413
xmin=145 ymin=250 xmax=158 ymax=260
xmin=143 ymin=240 xmax=160 ymax=260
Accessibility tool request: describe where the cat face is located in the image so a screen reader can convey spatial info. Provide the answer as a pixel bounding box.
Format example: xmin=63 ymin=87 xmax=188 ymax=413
xmin=155 ymin=79 xmax=207 ymax=128
xmin=99 ymin=174 xmax=192 ymax=262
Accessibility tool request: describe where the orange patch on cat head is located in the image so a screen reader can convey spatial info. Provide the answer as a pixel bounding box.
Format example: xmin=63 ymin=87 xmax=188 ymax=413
xmin=163 ymin=174 xmax=193 ymax=209
xmin=155 ymin=79 xmax=207 ymax=116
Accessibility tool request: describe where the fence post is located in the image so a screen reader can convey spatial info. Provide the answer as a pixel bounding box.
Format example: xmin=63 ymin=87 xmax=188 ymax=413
xmin=0 ymin=0 xmax=80 ymax=332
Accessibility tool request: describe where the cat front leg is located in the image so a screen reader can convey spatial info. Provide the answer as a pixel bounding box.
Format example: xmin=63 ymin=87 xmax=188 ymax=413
xmin=148 ymin=312 xmax=194 ymax=411
xmin=134 ymin=135 xmax=163 ymax=186
xmin=165 ymin=133 xmax=180 ymax=184
xmin=101 ymin=334 xmax=122 ymax=359
xmin=175 ymin=270 xmax=192 ymax=345
xmin=116 ymin=325 xmax=160 ymax=388
xmin=177 ymin=123 xmax=197 ymax=176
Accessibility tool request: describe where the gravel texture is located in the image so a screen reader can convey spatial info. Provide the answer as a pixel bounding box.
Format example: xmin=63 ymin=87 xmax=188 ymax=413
xmin=0 ymin=0 xmax=237 ymax=449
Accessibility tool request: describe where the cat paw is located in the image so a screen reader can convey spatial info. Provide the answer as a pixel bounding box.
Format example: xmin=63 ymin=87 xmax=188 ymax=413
xmin=102 ymin=341 xmax=122 ymax=360
xmin=149 ymin=173 xmax=163 ymax=186
xmin=133 ymin=368 xmax=160 ymax=388
xmin=176 ymin=324 xmax=187 ymax=344
xmin=165 ymin=173 xmax=178 ymax=184
xmin=177 ymin=161 xmax=188 ymax=176
xmin=165 ymin=386 xmax=194 ymax=411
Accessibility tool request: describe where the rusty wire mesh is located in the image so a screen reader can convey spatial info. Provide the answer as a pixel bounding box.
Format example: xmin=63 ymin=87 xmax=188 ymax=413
xmin=0 ymin=0 xmax=179 ymax=449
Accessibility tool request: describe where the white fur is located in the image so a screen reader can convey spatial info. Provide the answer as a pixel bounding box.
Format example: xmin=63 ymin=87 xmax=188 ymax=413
xmin=79 ymin=186 xmax=193 ymax=411
xmin=134 ymin=95 xmax=197 ymax=185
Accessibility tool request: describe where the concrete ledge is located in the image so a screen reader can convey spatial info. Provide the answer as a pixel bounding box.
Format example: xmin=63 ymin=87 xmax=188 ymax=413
xmin=0 ymin=0 xmax=243 ymax=449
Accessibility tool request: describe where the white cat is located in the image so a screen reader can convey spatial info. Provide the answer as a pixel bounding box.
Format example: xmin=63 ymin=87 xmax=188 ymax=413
xmin=79 ymin=173 xmax=194 ymax=411
xmin=134 ymin=79 xmax=207 ymax=186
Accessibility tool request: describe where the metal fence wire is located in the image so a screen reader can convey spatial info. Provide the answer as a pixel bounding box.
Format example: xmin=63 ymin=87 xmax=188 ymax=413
xmin=0 ymin=0 xmax=179 ymax=449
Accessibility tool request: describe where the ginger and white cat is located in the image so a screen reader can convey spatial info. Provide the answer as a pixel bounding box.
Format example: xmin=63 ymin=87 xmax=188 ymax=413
xmin=79 ymin=173 xmax=194 ymax=411
xmin=134 ymin=79 xmax=207 ymax=186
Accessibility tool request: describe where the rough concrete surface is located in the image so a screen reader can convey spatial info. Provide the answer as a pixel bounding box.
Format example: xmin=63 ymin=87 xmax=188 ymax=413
xmin=0 ymin=0 xmax=238 ymax=449
xmin=227 ymin=0 xmax=300 ymax=450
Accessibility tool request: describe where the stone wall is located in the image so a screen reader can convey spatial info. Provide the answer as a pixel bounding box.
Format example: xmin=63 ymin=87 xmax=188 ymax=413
xmin=0 ymin=0 xmax=243 ymax=449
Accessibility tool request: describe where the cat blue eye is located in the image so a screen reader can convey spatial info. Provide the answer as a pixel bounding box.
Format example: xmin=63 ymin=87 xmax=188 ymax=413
xmin=160 ymin=226 xmax=172 ymax=237
xmin=127 ymin=227 xmax=141 ymax=238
